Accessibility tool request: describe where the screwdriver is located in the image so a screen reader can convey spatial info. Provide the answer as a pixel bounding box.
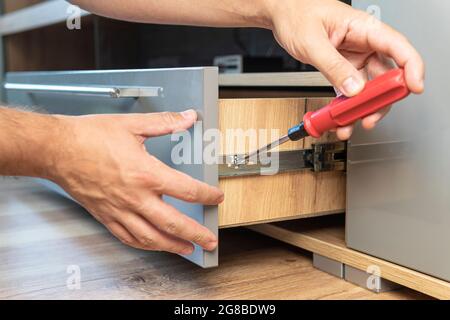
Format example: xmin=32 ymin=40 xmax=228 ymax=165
xmin=236 ymin=68 xmax=410 ymax=165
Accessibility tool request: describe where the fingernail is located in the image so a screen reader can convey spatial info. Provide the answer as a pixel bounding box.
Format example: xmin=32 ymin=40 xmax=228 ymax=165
xmin=418 ymin=78 xmax=425 ymax=92
xmin=337 ymin=126 xmax=353 ymax=141
xmin=369 ymin=112 xmax=383 ymax=123
xmin=181 ymin=246 xmax=194 ymax=255
xmin=205 ymin=239 xmax=218 ymax=251
xmin=181 ymin=109 xmax=197 ymax=121
xmin=341 ymin=76 xmax=364 ymax=96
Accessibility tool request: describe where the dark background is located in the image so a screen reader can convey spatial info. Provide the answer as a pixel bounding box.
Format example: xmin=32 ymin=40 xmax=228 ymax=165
xmin=2 ymin=0 xmax=351 ymax=72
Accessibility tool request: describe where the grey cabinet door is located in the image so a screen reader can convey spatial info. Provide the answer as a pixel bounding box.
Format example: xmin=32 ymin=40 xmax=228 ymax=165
xmin=5 ymin=67 xmax=219 ymax=268
xmin=348 ymin=1 xmax=450 ymax=281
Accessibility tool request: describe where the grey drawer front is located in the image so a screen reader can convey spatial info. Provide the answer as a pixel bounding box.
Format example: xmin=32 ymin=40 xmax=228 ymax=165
xmin=5 ymin=67 xmax=219 ymax=268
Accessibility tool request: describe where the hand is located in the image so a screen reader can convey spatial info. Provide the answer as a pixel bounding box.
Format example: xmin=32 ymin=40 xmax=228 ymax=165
xmin=265 ymin=0 xmax=425 ymax=140
xmin=49 ymin=110 xmax=224 ymax=255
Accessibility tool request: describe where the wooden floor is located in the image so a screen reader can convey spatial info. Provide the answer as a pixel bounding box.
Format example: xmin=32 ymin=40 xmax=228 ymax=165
xmin=0 ymin=177 xmax=428 ymax=300
xmin=251 ymin=215 xmax=450 ymax=299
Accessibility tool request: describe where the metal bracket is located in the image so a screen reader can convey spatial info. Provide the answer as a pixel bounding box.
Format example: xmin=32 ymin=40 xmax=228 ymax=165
xmin=344 ymin=265 xmax=401 ymax=293
xmin=313 ymin=254 xmax=401 ymax=294
xmin=219 ymin=141 xmax=346 ymax=178
xmin=310 ymin=142 xmax=347 ymax=172
xmin=313 ymin=253 xmax=344 ymax=278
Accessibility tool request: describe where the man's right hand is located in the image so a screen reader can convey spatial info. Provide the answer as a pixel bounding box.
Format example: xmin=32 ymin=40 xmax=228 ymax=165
xmin=48 ymin=110 xmax=223 ymax=255
xmin=265 ymin=0 xmax=425 ymax=140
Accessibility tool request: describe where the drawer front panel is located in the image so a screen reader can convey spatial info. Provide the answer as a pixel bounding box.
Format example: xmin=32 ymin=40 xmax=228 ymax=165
xmin=5 ymin=67 xmax=219 ymax=268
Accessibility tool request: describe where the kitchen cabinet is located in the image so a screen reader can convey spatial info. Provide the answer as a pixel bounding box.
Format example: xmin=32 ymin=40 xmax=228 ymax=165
xmin=2 ymin=0 xmax=450 ymax=300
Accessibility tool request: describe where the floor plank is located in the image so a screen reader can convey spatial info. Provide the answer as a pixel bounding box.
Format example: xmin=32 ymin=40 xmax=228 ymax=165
xmin=250 ymin=215 xmax=448 ymax=299
xmin=0 ymin=178 xmax=427 ymax=300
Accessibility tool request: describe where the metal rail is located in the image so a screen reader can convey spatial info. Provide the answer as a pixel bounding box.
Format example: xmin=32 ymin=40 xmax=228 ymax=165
xmin=219 ymin=142 xmax=346 ymax=178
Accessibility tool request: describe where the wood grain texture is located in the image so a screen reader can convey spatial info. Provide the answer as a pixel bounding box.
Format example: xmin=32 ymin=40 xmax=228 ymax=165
xmin=0 ymin=178 xmax=425 ymax=300
xmin=219 ymin=98 xmax=306 ymax=155
xmin=218 ymin=98 xmax=345 ymax=227
xmin=249 ymin=215 xmax=449 ymax=300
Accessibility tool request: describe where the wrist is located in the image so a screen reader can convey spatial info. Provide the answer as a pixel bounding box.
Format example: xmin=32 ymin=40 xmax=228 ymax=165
xmin=41 ymin=114 xmax=74 ymax=183
xmin=260 ymin=0 xmax=313 ymax=30
xmin=0 ymin=108 xmax=65 ymax=179
xmin=23 ymin=112 xmax=69 ymax=181
xmin=249 ymin=0 xmax=276 ymax=29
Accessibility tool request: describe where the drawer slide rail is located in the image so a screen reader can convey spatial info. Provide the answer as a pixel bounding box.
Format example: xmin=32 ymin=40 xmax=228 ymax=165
xmin=219 ymin=142 xmax=346 ymax=178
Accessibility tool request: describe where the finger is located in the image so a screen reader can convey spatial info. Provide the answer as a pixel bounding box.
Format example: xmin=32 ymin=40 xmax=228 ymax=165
xmin=365 ymin=17 xmax=425 ymax=93
xmin=361 ymin=106 xmax=391 ymax=130
xmin=139 ymin=197 xmax=218 ymax=251
xmin=106 ymin=221 xmax=140 ymax=248
xmin=336 ymin=125 xmax=354 ymax=141
xmin=117 ymin=213 xmax=195 ymax=255
xmin=150 ymin=156 xmax=224 ymax=205
xmin=340 ymin=50 xmax=373 ymax=71
xmin=366 ymin=53 xmax=395 ymax=78
xmin=360 ymin=54 xmax=394 ymax=129
xmin=128 ymin=109 xmax=198 ymax=137
xmin=304 ymin=26 xmax=365 ymax=97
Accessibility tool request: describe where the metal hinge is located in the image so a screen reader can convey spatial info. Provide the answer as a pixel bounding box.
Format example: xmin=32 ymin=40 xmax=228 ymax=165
xmin=219 ymin=141 xmax=347 ymax=178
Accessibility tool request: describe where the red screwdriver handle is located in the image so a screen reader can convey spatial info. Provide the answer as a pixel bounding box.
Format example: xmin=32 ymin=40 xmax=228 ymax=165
xmin=302 ymin=68 xmax=410 ymax=138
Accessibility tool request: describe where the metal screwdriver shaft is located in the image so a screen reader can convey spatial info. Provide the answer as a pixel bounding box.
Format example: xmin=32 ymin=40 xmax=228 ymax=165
xmin=235 ymin=122 xmax=309 ymax=166
xmin=238 ymin=134 xmax=290 ymax=165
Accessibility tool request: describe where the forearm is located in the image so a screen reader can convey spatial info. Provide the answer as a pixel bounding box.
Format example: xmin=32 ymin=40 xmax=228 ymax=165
xmin=0 ymin=107 xmax=62 ymax=179
xmin=70 ymin=0 xmax=274 ymax=29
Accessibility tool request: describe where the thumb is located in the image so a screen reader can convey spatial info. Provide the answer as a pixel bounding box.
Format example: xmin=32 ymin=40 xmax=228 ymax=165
xmin=306 ymin=33 xmax=365 ymax=97
xmin=129 ymin=109 xmax=198 ymax=138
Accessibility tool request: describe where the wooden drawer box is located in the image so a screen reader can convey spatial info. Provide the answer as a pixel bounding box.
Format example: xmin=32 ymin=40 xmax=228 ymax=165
xmin=219 ymin=97 xmax=345 ymax=228
xmin=4 ymin=67 xmax=344 ymax=267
